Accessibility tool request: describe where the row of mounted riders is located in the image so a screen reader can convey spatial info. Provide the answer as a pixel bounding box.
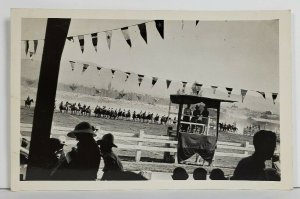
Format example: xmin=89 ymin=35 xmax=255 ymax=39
xmin=59 ymin=101 xmax=173 ymax=124
xmin=24 ymin=98 xmax=238 ymax=131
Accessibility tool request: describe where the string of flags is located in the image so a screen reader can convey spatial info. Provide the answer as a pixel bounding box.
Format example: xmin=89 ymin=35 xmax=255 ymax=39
xmin=67 ymin=60 xmax=279 ymax=104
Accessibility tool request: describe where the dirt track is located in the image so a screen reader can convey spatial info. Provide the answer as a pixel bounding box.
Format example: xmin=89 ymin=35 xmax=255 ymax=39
xmin=20 ymin=107 xmax=254 ymax=176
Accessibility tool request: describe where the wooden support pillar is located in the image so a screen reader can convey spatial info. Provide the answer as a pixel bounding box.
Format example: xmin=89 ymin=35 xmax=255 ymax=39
xmin=135 ymin=130 xmax=144 ymax=162
xmin=26 ymin=18 xmax=71 ymax=180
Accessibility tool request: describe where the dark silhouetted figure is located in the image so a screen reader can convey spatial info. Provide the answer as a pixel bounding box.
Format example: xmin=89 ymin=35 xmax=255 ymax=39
xmin=97 ymin=133 xmax=124 ymax=180
xmin=231 ymin=130 xmax=278 ymax=181
xmin=193 ymin=167 xmax=207 ymax=180
xmin=210 ymin=168 xmax=227 ymax=180
xmin=51 ymin=122 xmax=100 ymax=180
xmin=172 ymin=167 xmax=189 ymax=180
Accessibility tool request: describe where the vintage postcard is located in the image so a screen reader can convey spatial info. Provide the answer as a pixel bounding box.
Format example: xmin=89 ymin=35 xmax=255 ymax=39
xmin=11 ymin=9 xmax=292 ymax=190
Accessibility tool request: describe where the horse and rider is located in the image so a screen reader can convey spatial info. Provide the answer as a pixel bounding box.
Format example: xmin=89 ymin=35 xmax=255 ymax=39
xmin=24 ymin=96 xmax=34 ymax=109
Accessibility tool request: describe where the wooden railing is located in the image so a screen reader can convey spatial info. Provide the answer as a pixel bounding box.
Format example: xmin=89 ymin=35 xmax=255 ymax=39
xmin=20 ymin=123 xmax=258 ymax=164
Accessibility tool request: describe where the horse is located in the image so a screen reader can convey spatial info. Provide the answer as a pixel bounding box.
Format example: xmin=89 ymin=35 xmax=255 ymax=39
xmin=125 ymin=110 xmax=131 ymax=120
xmin=59 ymin=101 xmax=69 ymax=113
xmin=24 ymin=98 xmax=34 ymax=109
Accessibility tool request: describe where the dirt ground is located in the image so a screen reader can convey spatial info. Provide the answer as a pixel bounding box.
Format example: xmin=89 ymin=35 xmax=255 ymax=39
xmin=20 ymin=107 xmax=254 ymax=176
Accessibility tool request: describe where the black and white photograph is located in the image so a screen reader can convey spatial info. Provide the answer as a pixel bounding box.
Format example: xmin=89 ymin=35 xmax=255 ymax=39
xmin=11 ymin=10 xmax=292 ymax=190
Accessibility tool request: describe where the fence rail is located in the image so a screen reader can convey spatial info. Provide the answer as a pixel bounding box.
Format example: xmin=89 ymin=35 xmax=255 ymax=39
xmin=21 ymin=123 xmax=259 ymax=164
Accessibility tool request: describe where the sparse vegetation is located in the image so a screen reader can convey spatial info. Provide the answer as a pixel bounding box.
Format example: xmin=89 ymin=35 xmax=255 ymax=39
xmin=69 ymin=83 xmax=78 ymax=91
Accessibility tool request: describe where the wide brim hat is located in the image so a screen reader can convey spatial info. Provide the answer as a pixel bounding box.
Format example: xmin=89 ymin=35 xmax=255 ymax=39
xmin=97 ymin=133 xmax=117 ymax=148
xmin=67 ymin=121 xmax=97 ymax=138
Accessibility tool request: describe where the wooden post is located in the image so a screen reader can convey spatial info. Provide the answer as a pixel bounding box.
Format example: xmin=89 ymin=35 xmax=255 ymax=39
xmin=244 ymin=141 xmax=249 ymax=157
xmin=26 ymin=18 xmax=71 ymax=180
xmin=135 ymin=130 xmax=144 ymax=162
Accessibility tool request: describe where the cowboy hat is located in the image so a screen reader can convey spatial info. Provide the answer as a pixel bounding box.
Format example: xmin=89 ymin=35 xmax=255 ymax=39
xmin=67 ymin=121 xmax=97 ymax=138
xmin=97 ymin=133 xmax=117 ymax=148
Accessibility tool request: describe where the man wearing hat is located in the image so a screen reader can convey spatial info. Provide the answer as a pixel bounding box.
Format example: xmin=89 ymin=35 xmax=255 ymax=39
xmin=51 ymin=122 xmax=101 ymax=180
xmin=97 ymin=133 xmax=124 ymax=180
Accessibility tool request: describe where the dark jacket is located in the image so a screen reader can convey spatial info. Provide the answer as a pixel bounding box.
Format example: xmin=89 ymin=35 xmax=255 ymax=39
xmin=51 ymin=138 xmax=101 ymax=181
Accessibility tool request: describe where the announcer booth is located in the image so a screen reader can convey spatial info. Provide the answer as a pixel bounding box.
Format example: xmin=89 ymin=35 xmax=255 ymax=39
xmin=169 ymin=94 xmax=236 ymax=165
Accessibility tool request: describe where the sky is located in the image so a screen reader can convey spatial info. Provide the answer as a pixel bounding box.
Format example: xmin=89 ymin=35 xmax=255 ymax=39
xmin=21 ymin=18 xmax=279 ymax=101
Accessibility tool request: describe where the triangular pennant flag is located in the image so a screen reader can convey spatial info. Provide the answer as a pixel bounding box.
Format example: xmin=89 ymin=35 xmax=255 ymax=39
xmin=272 ymin=93 xmax=278 ymax=104
xmin=138 ymin=23 xmax=147 ymax=44
xmin=181 ymin=20 xmax=184 ymax=30
xmin=257 ymin=91 xmax=266 ymax=99
xmin=138 ymin=74 xmax=144 ymax=87
xmin=182 ymin=81 xmax=187 ymax=93
xmin=121 ymin=27 xmax=132 ymax=47
xmin=33 ymin=40 xmax=38 ymax=54
xmin=195 ymin=83 xmax=203 ymax=95
xmin=91 ymin=33 xmax=98 ymax=52
xmin=69 ymin=61 xmax=75 ymax=71
xmin=67 ymin=36 xmax=74 ymax=42
xmin=25 ymin=40 xmax=29 ymax=56
xmin=125 ymin=72 xmax=131 ymax=82
xmin=166 ymin=80 xmax=171 ymax=89
xmin=105 ymin=31 xmax=112 ymax=50
xmin=82 ymin=64 xmax=89 ymax=73
xmin=155 ymin=20 xmax=164 ymax=39
xmin=78 ymin=35 xmax=84 ymax=53
xmin=96 ymin=67 xmax=102 ymax=75
xmin=152 ymin=77 xmax=158 ymax=87
xmin=211 ymin=86 xmax=218 ymax=94
xmin=241 ymin=89 xmax=248 ymax=103
xmin=111 ymin=69 xmax=116 ymax=79
xmin=29 ymin=52 xmax=34 ymax=60
xmin=196 ymin=20 xmax=199 ymax=26
xmin=226 ymin=87 xmax=233 ymax=97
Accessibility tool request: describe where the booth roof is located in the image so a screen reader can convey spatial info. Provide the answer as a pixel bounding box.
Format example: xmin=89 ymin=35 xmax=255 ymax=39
xmin=170 ymin=94 xmax=236 ymax=108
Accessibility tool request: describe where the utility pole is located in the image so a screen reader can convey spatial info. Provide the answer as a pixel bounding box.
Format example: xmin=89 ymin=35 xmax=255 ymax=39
xmin=26 ymin=18 xmax=71 ymax=180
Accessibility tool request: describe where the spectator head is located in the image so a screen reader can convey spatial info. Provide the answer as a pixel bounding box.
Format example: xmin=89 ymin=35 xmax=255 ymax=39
xmin=210 ymin=168 xmax=227 ymax=180
xmin=193 ymin=168 xmax=207 ymax=180
xmin=67 ymin=122 xmax=97 ymax=141
xmin=253 ymin=130 xmax=277 ymax=160
xmin=49 ymin=138 xmax=64 ymax=153
xmin=172 ymin=167 xmax=189 ymax=180
xmin=97 ymin=133 xmax=118 ymax=152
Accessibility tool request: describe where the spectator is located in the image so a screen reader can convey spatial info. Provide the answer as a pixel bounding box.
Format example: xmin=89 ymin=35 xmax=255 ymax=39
xmin=97 ymin=133 xmax=124 ymax=180
xmin=210 ymin=168 xmax=227 ymax=180
xmin=231 ymin=130 xmax=278 ymax=181
xmin=193 ymin=168 xmax=207 ymax=180
xmin=51 ymin=122 xmax=101 ymax=180
xmin=172 ymin=167 xmax=189 ymax=180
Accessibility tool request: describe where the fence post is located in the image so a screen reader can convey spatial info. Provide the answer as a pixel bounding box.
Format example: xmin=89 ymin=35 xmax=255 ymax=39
xmin=244 ymin=141 xmax=249 ymax=157
xmin=135 ymin=130 xmax=144 ymax=162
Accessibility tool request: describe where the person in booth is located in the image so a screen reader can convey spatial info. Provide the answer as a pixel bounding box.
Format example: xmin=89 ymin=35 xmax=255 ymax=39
xmin=181 ymin=104 xmax=192 ymax=132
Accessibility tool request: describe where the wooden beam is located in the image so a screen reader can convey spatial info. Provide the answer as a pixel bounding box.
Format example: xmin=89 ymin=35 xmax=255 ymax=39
xmin=26 ymin=18 xmax=71 ymax=180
